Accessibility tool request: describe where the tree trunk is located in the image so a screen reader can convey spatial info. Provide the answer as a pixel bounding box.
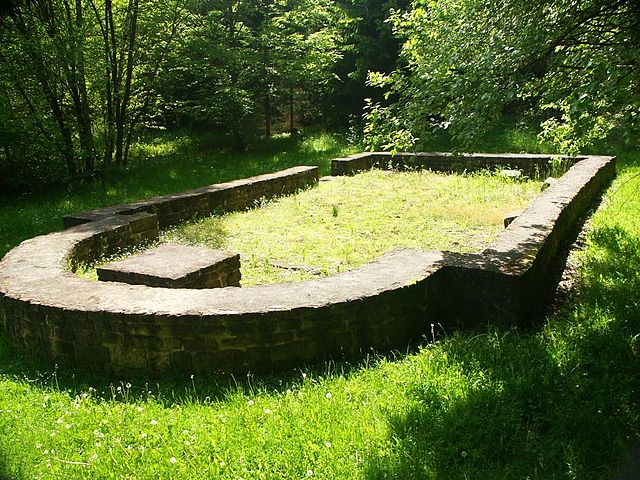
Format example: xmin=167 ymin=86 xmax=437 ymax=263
xmin=118 ymin=0 xmax=138 ymax=166
xmin=264 ymin=92 xmax=271 ymax=138
xmin=289 ymin=86 xmax=295 ymax=133
xmin=73 ymin=0 xmax=95 ymax=178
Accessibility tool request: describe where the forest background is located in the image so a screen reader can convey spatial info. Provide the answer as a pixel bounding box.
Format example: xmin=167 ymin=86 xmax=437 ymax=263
xmin=0 ymin=0 xmax=637 ymax=193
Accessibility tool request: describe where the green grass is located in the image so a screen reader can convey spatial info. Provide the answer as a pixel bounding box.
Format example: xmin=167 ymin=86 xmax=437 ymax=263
xmin=1 ymin=127 xmax=639 ymax=479
xmin=164 ymin=169 xmax=541 ymax=285
xmin=0 ymin=131 xmax=356 ymax=259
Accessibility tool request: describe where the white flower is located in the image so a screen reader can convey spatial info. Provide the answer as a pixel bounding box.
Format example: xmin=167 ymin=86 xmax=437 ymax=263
xmin=140 ymin=432 xmax=147 ymax=439
xmin=325 ymin=392 xmax=332 ymax=399
xmin=170 ymin=457 xmax=177 ymax=464
xmin=324 ymin=441 xmax=332 ymax=448
xmin=56 ymin=418 xmax=63 ymax=424
xmin=184 ymin=440 xmax=191 ymax=446
xmin=247 ymin=400 xmax=255 ymax=406
xmin=264 ymin=408 xmax=272 ymax=414
xmin=137 ymin=406 xmax=144 ymax=412
xmin=150 ymin=419 xmax=158 ymax=426
xmin=65 ymin=424 xmax=71 ymax=429
xmin=306 ymin=469 xmax=313 ymax=477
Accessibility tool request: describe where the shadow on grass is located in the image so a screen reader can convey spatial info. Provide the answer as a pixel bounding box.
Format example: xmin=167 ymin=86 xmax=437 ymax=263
xmin=363 ymin=222 xmax=640 ymax=479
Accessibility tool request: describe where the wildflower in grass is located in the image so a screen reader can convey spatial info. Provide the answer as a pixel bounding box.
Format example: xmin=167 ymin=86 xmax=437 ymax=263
xmin=150 ymin=419 xmax=158 ymax=425
xmin=93 ymin=430 xmax=104 ymax=438
xmin=247 ymin=400 xmax=255 ymax=406
xmin=182 ymin=429 xmax=189 ymax=435
xmin=140 ymin=432 xmax=147 ymax=439
xmin=185 ymin=440 xmax=191 ymax=446
xmin=325 ymin=392 xmax=332 ymax=399
xmin=170 ymin=457 xmax=177 ymax=464
xmin=65 ymin=423 xmax=71 ymax=429
xmin=264 ymin=408 xmax=272 ymax=414
xmin=56 ymin=418 xmax=63 ymax=424
xmin=324 ymin=441 xmax=332 ymax=448
xmin=137 ymin=406 xmax=144 ymax=412
xmin=306 ymin=469 xmax=313 ymax=476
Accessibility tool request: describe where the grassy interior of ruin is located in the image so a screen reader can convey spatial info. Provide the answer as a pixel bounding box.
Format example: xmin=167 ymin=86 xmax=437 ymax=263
xmin=163 ymin=169 xmax=541 ymax=285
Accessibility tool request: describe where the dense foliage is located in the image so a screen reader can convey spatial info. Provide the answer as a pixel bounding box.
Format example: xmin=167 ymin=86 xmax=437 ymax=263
xmin=1 ymin=0 xmax=639 ymax=184
xmin=0 ymin=0 xmax=406 ymax=191
xmin=364 ymin=0 xmax=640 ymax=153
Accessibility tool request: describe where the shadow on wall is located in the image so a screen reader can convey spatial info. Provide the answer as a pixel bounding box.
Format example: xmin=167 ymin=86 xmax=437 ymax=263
xmin=363 ymin=223 xmax=640 ymax=479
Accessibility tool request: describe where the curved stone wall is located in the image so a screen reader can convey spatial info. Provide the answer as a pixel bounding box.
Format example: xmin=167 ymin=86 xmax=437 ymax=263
xmin=0 ymin=153 xmax=616 ymax=374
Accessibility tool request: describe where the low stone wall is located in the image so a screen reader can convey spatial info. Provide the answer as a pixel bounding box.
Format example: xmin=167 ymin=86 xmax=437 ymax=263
xmin=63 ymin=166 xmax=319 ymax=229
xmin=331 ymin=152 xmax=581 ymax=177
xmin=0 ymin=154 xmax=615 ymax=374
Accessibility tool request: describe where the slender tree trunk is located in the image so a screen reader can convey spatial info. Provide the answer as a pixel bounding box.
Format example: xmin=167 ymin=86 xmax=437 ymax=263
xmin=11 ymin=5 xmax=78 ymax=177
xmin=264 ymin=92 xmax=271 ymax=138
xmin=116 ymin=0 xmax=138 ymax=166
xmin=289 ymin=86 xmax=294 ymax=133
xmin=71 ymin=0 xmax=95 ymax=177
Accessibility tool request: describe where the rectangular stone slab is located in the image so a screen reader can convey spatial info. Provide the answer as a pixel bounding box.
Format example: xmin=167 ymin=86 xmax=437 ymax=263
xmin=97 ymin=244 xmax=241 ymax=289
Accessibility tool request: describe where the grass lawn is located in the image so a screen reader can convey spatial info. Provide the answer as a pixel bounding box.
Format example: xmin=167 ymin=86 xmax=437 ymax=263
xmin=162 ymin=169 xmax=541 ymax=285
xmin=0 ymin=129 xmax=639 ymax=479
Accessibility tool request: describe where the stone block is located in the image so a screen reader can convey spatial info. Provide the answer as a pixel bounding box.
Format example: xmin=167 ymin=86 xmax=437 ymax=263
xmin=97 ymin=243 xmax=241 ymax=289
xmin=503 ymin=211 xmax=522 ymax=228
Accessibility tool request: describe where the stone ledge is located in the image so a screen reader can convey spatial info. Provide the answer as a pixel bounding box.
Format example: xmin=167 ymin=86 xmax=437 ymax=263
xmin=63 ymin=166 xmax=319 ymax=229
xmin=97 ymin=244 xmax=241 ymax=289
xmin=331 ymin=152 xmax=583 ymax=177
xmin=0 ymin=154 xmax=616 ymax=374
